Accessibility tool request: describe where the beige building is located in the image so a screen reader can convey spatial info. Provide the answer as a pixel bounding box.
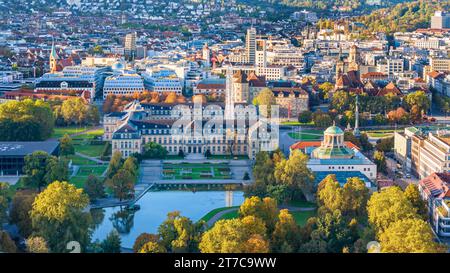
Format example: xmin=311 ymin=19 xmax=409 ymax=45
xmin=430 ymin=56 xmax=450 ymax=73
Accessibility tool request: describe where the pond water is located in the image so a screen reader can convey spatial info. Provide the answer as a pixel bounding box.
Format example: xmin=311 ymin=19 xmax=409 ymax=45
xmin=91 ymin=190 xmax=245 ymax=248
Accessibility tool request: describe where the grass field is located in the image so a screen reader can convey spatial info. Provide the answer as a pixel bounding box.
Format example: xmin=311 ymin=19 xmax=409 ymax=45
xmin=218 ymin=210 xmax=239 ymax=221
xmin=51 ymin=126 xmax=93 ymax=139
xmin=288 ymin=129 xmax=323 ymax=140
xmin=287 ymin=200 xmax=317 ymax=208
xmin=70 ymin=176 xmax=88 ymax=188
xmin=74 ymin=142 xmax=105 ymax=157
xmin=281 ymin=121 xmax=314 ymax=126
xmin=162 ymin=163 xmax=232 ymax=180
xmin=291 ymin=210 xmax=316 ymax=226
xmin=200 ymin=206 xmax=240 ymax=222
xmin=77 ymin=166 xmax=108 ymax=176
xmin=363 ymin=129 xmax=398 ymax=138
xmin=65 ymin=154 xmax=98 ymax=166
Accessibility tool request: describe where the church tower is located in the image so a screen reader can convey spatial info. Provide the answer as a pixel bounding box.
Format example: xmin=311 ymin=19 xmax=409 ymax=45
xmin=348 ymin=45 xmax=359 ymax=72
xmin=49 ymin=40 xmax=59 ymax=73
xmin=335 ymin=47 xmax=345 ymax=80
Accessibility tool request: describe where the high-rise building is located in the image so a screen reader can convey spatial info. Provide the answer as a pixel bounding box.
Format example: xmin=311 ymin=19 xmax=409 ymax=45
xmin=431 ymin=11 xmax=450 ymax=29
xmin=246 ymin=27 xmax=256 ymax=65
xmin=202 ymin=43 xmax=211 ymax=67
xmin=124 ymin=32 xmax=137 ymax=60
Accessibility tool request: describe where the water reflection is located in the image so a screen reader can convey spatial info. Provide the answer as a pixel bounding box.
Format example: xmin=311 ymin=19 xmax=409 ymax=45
xmin=110 ymin=208 xmax=135 ymax=234
xmin=91 ymin=190 xmax=244 ymax=248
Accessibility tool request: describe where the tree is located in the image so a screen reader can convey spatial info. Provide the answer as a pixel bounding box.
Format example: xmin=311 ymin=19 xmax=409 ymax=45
xmin=271 ymin=209 xmax=299 ymax=253
xmin=107 ymin=169 xmax=135 ymax=201
xmin=367 ymin=186 xmax=418 ymax=234
xmin=61 ymin=97 xmax=89 ymax=125
xmin=23 ymin=151 xmax=52 ymax=191
xmin=100 ymin=230 xmax=121 ymax=253
xmin=86 ymin=105 xmax=100 ymax=125
xmin=0 ymin=182 xmax=9 ymax=225
xmin=0 ymin=231 xmax=17 ymax=253
xmin=404 ymin=184 xmax=428 ymax=220
xmin=298 ymin=110 xmax=313 ymax=124
xmin=359 ymin=133 xmax=373 ymax=151
xmin=379 ymin=218 xmax=445 ymax=253
xmin=199 ymin=216 xmax=268 ymax=253
xmin=44 ymin=156 xmax=69 ymax=186
xmin=318 ymin=82 xmax=334 ymax=100
xmin=133 ymin=233 xmax=160 ymax=253
xmin=238 ymin=196 xmax=278 ymax=232
xmin=157 ymin=211 xmax=204 ymax=253
xmin=373 ymin=151 xmax=387 ymax=174
xmin=59 ymin=134 xmax=75 ymax=156
xmin=165 ymin=92 xmax=178 ymax=104
xmin=405 ymin=91 xmax=430 ymax=114
xmin=252 ymin=88 xmax=276 ymax=117
xmin=26 ymin=236 xmax=49 ymax=253
xmin=376 ymin=137 xmax=394 ymax=153
xmin=341 ymin=177 xmax=370 ymax=219
xmin=30 ymin=181 xmax=92 ymax=252
xmin=312 ymin=111 xmax=333 ymax=127
xmin=140 ymin=241 xmax=167 ymax=253
xmin=143 ymin=142 xmax=168 ymax=159
xmin=122 ymin=156 xmax=138 ymax=179
xmin=83 ymin=175 xmax=105 ymax=201
xmin=266 ymin=184 xmax=290 ymax=205
xmin=274 ymin=150 xmax=315 ymax=202
xmin=10 ymin=190 xmax=37 ymax=237
xmin=331 ymin=90 xmax=352 ymax=113
xmin=106 ymin=151 xmax=123 ymax=179
xmin=0 ymin=99 xmax=54 ymax=141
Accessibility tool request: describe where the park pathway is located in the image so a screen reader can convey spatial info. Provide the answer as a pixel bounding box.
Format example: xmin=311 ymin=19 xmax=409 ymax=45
xmin=75 ymin=152 xmax=107 ymax=164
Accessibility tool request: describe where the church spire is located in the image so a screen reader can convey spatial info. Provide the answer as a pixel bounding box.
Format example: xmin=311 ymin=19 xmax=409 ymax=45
xmin=49 ymin=38 xmax=59 ymax=73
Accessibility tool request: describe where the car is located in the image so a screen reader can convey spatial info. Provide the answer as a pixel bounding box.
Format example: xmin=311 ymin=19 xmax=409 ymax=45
xmin=405 ymin=174 xmax=411 ymax=178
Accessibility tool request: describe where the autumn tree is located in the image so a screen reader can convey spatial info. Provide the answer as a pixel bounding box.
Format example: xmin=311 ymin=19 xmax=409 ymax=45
xmin=274 ymin=150 xmax=315 ymax=202
xmin=107 ymin=169 xmax=135 ymax=201
xmin=9 ymin=190 xmax=37 ymax=237
xmin=157 ymin=211 xmax=205 ymax=253
xmin=404 ymin=184 xmax=428 ymax=220
xmin=83 ymin=175 xmax=105 ymax=201
xmin=106 ymin=151 xmax=123 ymax=179
xmin=100 ymin=230 xmax=122 ymax=253
xmin=367 ymin=186 xmax=418 ymax=234
xmin=30 ymin=181 xmax=92 ymax=252
xmin=373 ymin=150 xmax=387 ymax=174
xmin=133 ymin=233 xmax=160 ymax=253
xmin=140 ymin=241 xmax=167 ymax=253
xmin=379 ymin=218 xmax=445 ymax=253
xmin=238 ymin=196 xmax=278 ymax=232
xmin=59 ymin=134 xmax=75 ymax=156
xmin=199 ymin=216 xmax=269 ymax=253
xmin=252 ymin=88 xmax=276 ymax=117
xmin=271 ymin=209 xmax=299 ymax=253
xmin=26 ymin=236 xmax=49 ymax=253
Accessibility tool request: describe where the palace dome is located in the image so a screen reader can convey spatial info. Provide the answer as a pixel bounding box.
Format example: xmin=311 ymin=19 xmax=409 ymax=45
xmin=324 ymin=125 xmax=344 ymax=135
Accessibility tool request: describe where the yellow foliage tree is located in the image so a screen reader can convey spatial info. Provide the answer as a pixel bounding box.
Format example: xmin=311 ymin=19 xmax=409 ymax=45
xmin=379 ymin=218 xmax=446 ymax=253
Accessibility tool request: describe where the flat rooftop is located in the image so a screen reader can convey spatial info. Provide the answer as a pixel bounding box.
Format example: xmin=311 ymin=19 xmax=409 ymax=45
xmin=0 ymin=141 xmax=59 ymax=156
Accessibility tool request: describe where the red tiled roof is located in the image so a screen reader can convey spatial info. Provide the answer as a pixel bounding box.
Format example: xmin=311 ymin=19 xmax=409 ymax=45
xmin=290 ymin=141 xmax=359 ymax=150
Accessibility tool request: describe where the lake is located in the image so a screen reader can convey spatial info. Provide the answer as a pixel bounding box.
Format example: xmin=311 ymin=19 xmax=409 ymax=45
xmin=91 ymin=190 xmax=245 ymax=249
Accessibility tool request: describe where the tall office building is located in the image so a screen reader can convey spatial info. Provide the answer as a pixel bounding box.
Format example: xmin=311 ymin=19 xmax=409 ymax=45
xmin=246 ymin=27 xmax=256 ymax=65
xmin=124 ymin=32 xmax=137 ymax=60
xmin=431 ymin=11 xmax=450 ymax=29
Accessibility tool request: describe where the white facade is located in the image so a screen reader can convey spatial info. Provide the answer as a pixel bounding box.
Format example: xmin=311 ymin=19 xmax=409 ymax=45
xmin=103 ymin=72 xmax=145 ymax=99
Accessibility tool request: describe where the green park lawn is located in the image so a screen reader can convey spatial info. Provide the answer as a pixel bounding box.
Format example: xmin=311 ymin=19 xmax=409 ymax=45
xmin=291 ymin=210 xmax=316 ymax=226
xmin=70 ymin=166 xmax=108 ymax=189
xmin=51 ymin=126 xmax=94 ymax=139
xmin=162 ymin=163 xmax=232 ymax=180
xmin=74 ymin=142 xmax=105 ymax=157
xmin=65 ymin=154 xmax=98 ymax=165
xmin=200 ymin=206 xmax=240 ymax=222
xmin=281 ymin=121 xmax=314 ymax=126
xmin=288 ymin=129 xmax=323 ymax=140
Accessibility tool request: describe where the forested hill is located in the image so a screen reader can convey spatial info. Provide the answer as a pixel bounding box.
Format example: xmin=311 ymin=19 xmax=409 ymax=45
xmin=353 ymin=0 xmax=450 ymax=33
xmin=238 ymin=0 xmax=416 ymax=12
